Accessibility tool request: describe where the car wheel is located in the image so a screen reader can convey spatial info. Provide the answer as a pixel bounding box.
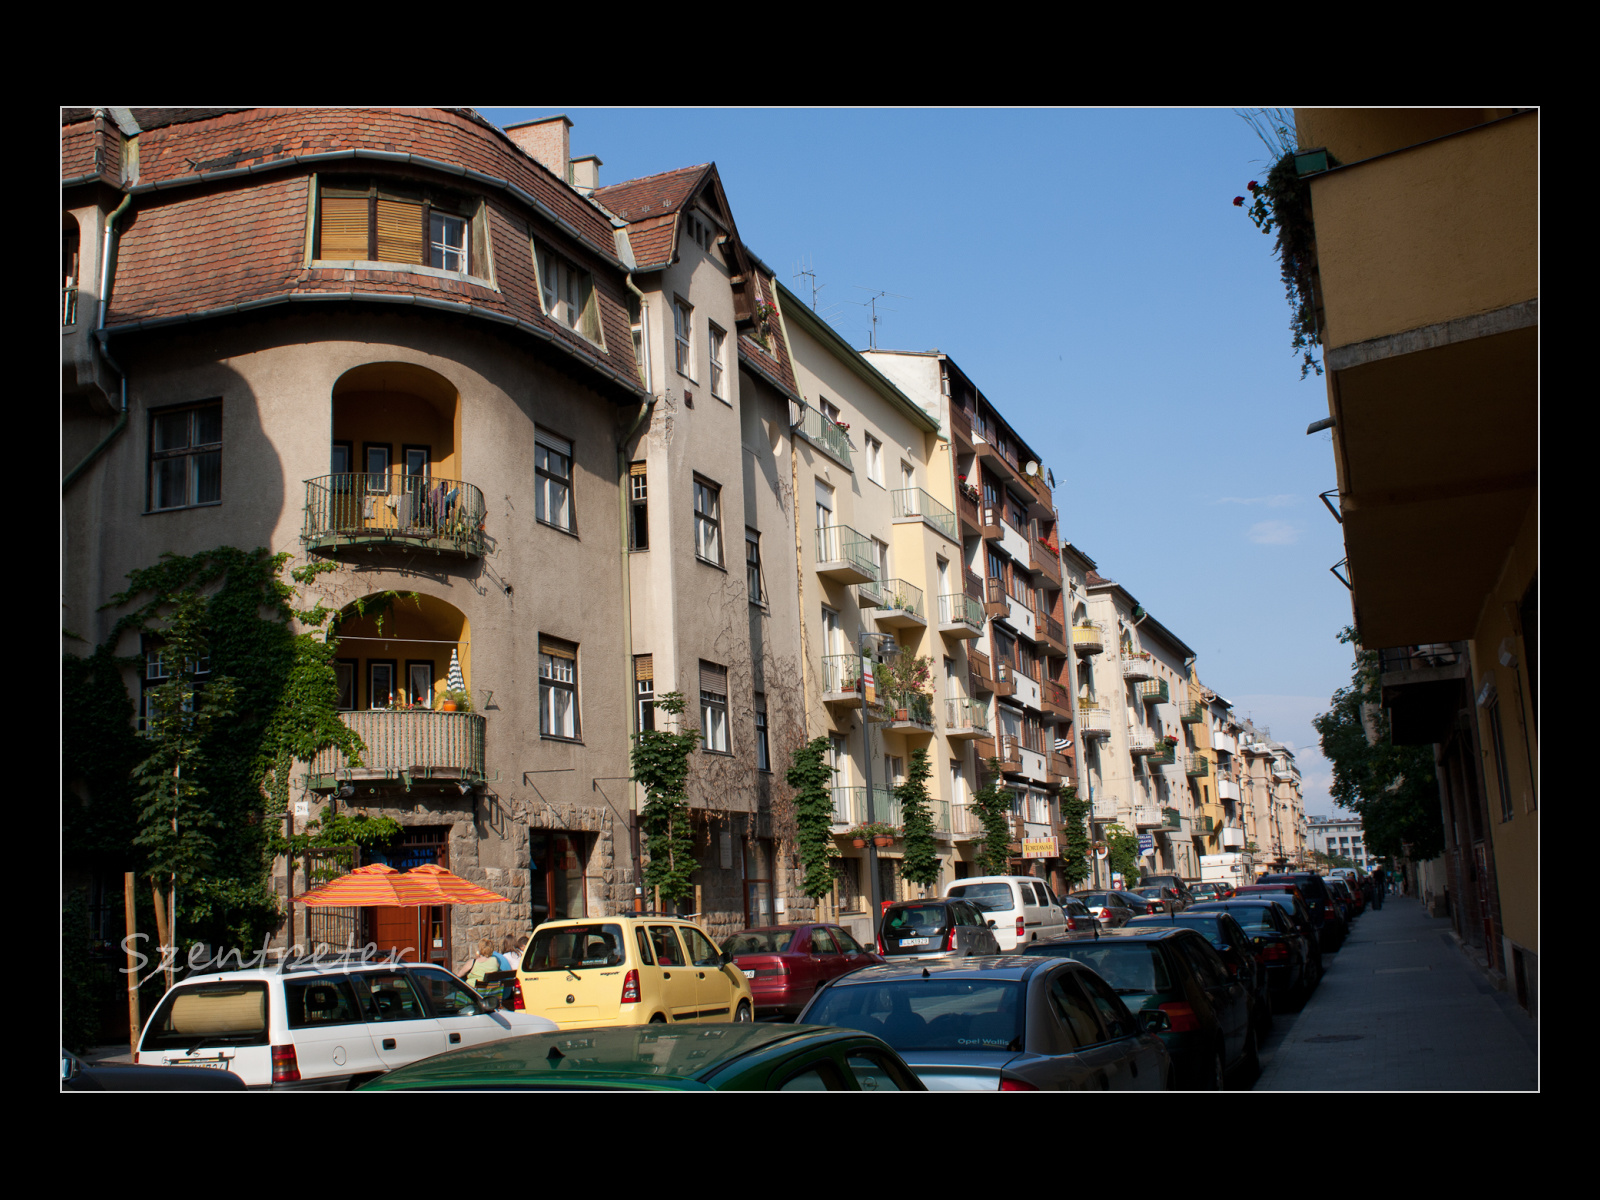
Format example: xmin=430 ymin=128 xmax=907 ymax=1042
xmin=735 ymin=1001 xmax=753 ymax=1023
xmin=649 ymin=1013 xmax=667 ymax=1024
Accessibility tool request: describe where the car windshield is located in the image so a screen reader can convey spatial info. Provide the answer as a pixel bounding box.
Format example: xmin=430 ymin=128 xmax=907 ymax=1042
xmin=947 ymin=883 xmax=1015 ymax=912
xmin=140 ymin=981 xmax=270 ymax=1051
xmin=1134 ymin=915 xmax=1225 ymax=943
xmin=804 ymin=979 xmax=1025 ymax=1052
xmin=1194 ymin=904 xmax=1277 ymax=931
xmin=722 ymin=930 xmax=796 ymax=955
xmin=524 ymin=924 xmax=627 ymax=971
xmin=1077 ymin=894 xmax=1110 ymax=906
xmin=1023 ymin=943 xmax=1173 ymax=995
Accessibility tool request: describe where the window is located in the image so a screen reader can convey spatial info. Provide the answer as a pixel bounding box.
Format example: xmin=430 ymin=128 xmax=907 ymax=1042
xmin=334 ymin=660 xmax=357 ymax=711
xmin=1486 ymin=699 xmax=1514 ymax=822
xmin=635 ymin=655 xmax=655 ymax=733
xmin=902 ymin=462 xmax=915 ymax=493
xmin=535 ymin=243 xmax=601 ymax=342
xmin=746 ymin=529 xmax=762 ymax=602
xmin=820 ymin=397 xmax=841 ymax=424
xmin=865 ymin=435 xmax=884 ymax=485
xmin=316 ymin=178 xmax=480 ymax=276
xmin=709 ymin=323 xmax=727 ymax=399
xmin=369 ymin=661 xmax=398 ymax=710
xmin=539 ymin=638 xmax=579 ymax=739
xmin=684 ymin=212 xmax=713 ymax=251
xmin=629 ymin=462 xmax=649 ymax=550
xmin=407 ymin=660 xmax=433 ymax=710
xmin=700 ymin=661 xmax=729 ymax=753
xmin=535 ymin=430 xmax=574 ymax=533
xmin=871 ymin=538 xmax=889 ymax=586
xmin=755 ymin=696 xmax=770 ymax=772
xmin=140 ymin=636 xmax=211 ymax=732
xmin=674 ymin=299 xmax=693 ymax=376
xmin=694 ymin=479 xmax=722 ymax=565
xmin=149 ymin=401 xmax=222 ymax=511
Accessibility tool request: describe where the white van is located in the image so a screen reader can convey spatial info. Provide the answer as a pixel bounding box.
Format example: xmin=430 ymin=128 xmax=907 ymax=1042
xmin=943 ymin=876 xmax=1066 ymax=950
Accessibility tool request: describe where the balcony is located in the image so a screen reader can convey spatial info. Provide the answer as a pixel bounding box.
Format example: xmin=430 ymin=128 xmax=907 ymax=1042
xmin=951 ymin=803 xmax=985 ymax=839
xmin=938 ymin=593 xmax=984 ymax=639
xmin=1121 ymin=654 xmax=1156 ymax=682
xmin=1039 ymin=614 xmax=1068 ymax=655
xmin=1047 ymin=749 xmax=1073 ymax=788
xmin=884 ymin=693 xmax=936 ymax=733
xmin=867 ymin=579 xmax=927 ymax=630
xmin=815 ymin=525 xmax=877 ymax=584
xmin=831 ymin=786 xmax=894 ymax=828
xmin=990 ymin=661 xmax=1016 ymax=699
xmin=1196 ymin=815 xmax=1215 ymax=834
xmin=308 ymin=709 xmax=486 ymax=790
xmin=1219 ymin=826 xmax=1246 ymax=850
xmin=983 ymin=576 xmax=1009 ymax=619
xmin=1041 ymin=678 xmax=1072 ymax=720
xmin=820 ymin=654 xmax=863 ymax=708
xmin=1030 ymin=537 xmax=1062 ymax=585
xmin=943 ymin=697 xmax=989 ymax=740
xmin=1133 ymin=805 xmax=1164 ymax=829
xmin=1160 ymin=808 xmax=1183 ymax=833
xmin=956 ymin=489 xmax=981 ymax=535
xmin=1181 ymin=700 xmax=1205 ymax=724
xmin=1077 ymin=704 xmax=1111 ymax=740
xmin=979 ymin=505 xmax=1007 ymax=542
xmin=1378 ymin=642 xmax=1470 ymax=746
xmin=974 ymin=734 xmax=1022 ymax=772
xmin=1272 ymin=765 xmax=1295 ymax=782
xmin=1147 ymin=743 xmax=1177 ymax=767
xmin=1138 ymin=679 xmax=1168 ymax=706
xmin=1072 ymin=622 xmax=1105 ymax=656
xmin=1127 ymin=728 xmax=1161 ymax=757
xmin=304 ymin=475 xmax=487 ymax=558
xmin=1185 ymin=754 xmax=1210 ymax=778
xmin=891 ymin=488 xmax=957 ymax=542
xmin=795 ymin=403 xmax=853 ymax=468
xmin=1217 ymin=777 xmax=1241 ymax=802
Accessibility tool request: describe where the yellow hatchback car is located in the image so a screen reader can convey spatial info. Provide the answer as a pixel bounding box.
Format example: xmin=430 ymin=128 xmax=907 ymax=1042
xmin=514 ymin=915 xmax=756 ymax=1028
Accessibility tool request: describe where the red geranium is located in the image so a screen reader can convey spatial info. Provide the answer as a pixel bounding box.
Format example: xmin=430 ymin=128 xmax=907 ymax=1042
xmin=1232 ymin=196 xmax=1245 ymax=207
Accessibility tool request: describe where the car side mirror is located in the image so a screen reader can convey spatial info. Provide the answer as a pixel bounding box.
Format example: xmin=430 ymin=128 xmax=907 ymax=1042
xmin=1139 ymin=1010 xmax=1170 ymax=1033
xmin=987 ymin=919 xmax=997 ymax=929
xmin=719 ymin=950 xmax=732 ymax=966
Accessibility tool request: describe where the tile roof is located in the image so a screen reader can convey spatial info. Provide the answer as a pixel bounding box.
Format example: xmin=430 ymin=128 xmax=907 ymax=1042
xmin=594 ymin=164 xmax=711 ymax=269
xmin=1084 ymin=570 xmax=1111 ymax=586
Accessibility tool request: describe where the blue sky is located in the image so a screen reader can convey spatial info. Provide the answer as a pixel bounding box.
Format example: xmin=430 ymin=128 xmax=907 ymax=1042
xmin=479 ymin=107 xmax=1356 ymax=815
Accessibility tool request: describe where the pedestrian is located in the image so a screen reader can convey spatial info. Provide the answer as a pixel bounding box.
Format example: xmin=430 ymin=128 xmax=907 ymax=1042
xmin=1370 ymin=865 xmax=1385 ymax=909
xmin=459 ymin=937 xmax=500 ymax=989
xmin=498 ymin=935 xmax=524 ymax=973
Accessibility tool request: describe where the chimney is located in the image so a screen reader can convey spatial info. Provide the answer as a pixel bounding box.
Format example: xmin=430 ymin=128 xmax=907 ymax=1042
xmin=504 ymin=114 xmax=572 ymax=181
xmin=569 ymin=154 xmax=602 ymax=195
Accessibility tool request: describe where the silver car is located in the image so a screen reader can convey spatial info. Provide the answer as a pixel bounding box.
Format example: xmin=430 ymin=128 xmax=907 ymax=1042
xmin=877 ymin=899 xmax=1001 ymax=961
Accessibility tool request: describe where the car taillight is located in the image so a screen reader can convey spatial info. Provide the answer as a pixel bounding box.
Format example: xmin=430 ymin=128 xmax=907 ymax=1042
xmin=945 ymin=927 xmax=958 ymax=951
xmin=513 ymin=977 xmax=525 ymax=1010
xmin=877 ymin=934 xmax=887 ymax=955
xmin=1016 ymin=916 xmax=1026 ymax=941
xmin=271 ymin=1044 xmax=300 ymax=1084
xmin=1066 ymin=917 xmax=1079 ymax=931
xmin=1261 ymin=941 xmax=1289 ymax=962
xmin=1157 ymin=1002 xmax=1200 ymax=1033
xmin=999 ymin=1077 xmax=1039 ymax=1091
xmin=753 ymin=964 xmax=790 ymax=978
xmin=621 ymin=968 xmax=641 ymax=1003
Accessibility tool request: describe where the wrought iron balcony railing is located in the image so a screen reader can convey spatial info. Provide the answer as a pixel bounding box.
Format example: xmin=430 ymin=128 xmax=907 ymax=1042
xmin=869 ymin=579 xmax=926 ymax=623
xmin=304 ymin=474 xmax=487 ymax=557
xmin=938 ymin=593 xmax=985 ymax=632
xmin=815 ymin=525 xmax=878 ymax=580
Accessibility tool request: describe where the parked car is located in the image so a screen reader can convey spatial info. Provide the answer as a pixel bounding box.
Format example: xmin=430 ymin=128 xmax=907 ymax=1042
xmin=136 ymin=954 xmax=557 ymax=1089
xmin=1189 ymin=882 xmax=1236 ymax=902
xmin=1071 ymin=890 xmax=1138 ymax=929
xmin=945 ymin=876 xmax=1067 ymax=949
xmin=1219 ymin=891 xmax=1325 ymax=986
xmin=1061 ymin=897 xmax=1102 ymax=935
xmin=64 ymin=1047 xmax=245 ymax=1091
xmin=1022 ymin=927 xmax=1257 ymax=1090
xmin=516 ymin=914 xmax=755 ymax=1028
xmin=1254 ymin=873 xmax=1344 ymax=951
xmin=1138 ymin=875 xmax=1198 ymax=911
xmin=1127 ymin=909 xmax=1272 ymax=1034
xmin=1133 ymin=886 xmax=1173 ymax=914
xmin=1188 ymin=900 xmax=1318 ymax=1010
xmin=721 ymin=923 xmax=882 ymax=1018
xmin=360 ymin=1022 xmax=928 ymax=1091
xmin=797 ymin=956 xmax=1171 ymax=1091
xmin=876 ymin=899 xmax=1002 ymax=962
xmin=1326 ymin=876 xmax=1361 ymax=922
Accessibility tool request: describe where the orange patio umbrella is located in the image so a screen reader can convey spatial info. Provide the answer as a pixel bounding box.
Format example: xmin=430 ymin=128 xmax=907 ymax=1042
xmin=406 ymin=862 xmax=510 ymax=904
xmin=297 ymin=863 xmax=443 ymax=907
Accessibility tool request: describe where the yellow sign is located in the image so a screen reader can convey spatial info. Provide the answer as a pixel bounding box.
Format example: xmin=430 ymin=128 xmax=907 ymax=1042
xmin=1021 ymin=837 xmax=1057 ymax=859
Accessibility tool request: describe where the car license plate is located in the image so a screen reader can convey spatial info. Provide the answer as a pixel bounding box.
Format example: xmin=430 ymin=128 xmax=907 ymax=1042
xmin=166 ymin=1057 xmax=231 ymax=1070
xmin=899 ymin=937 xmax=930 ymax=947
xmin=742 ymin=969 xmax=756 ymax=979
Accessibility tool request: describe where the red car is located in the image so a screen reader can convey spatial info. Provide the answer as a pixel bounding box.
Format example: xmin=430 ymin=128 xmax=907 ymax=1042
xmin=721 ymin=924 xmax=883 ymax=1019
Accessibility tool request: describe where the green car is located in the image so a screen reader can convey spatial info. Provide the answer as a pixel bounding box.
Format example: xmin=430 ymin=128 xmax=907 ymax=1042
xmin=359 ymin=1023 xmax=926 ymax=1091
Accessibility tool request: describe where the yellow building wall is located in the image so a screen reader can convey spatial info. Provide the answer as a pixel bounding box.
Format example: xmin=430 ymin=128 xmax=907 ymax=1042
xmin=334 ymin=593 xmax=471 ymax=708
xmin=1471 ymin=498 xmax=1538 ymax=954
xmin=1296 ymin=108 xmax=1512 ymax=165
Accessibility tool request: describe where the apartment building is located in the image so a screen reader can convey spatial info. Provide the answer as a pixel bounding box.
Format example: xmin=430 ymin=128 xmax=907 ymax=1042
xmin=1308 ymin=814 xmax=1371 ymax=870
xmin=865 ymin=350 xmax=1075 ymax=894
xmin=1289 ymin=107 xmax=1536 ymax=1008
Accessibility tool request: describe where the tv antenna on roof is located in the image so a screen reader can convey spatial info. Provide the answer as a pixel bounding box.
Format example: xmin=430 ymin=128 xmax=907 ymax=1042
xmin=852 ymin=286 xmax=911 ymax=350
xmin=793 ymin=254 xmax=825 ymax=312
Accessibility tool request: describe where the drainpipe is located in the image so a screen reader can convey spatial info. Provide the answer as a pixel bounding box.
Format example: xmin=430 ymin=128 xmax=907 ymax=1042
xmin=63 ymin=189 xmax=134 ymax=492
xmin=619 ymin=270 xmax=655 ymax=904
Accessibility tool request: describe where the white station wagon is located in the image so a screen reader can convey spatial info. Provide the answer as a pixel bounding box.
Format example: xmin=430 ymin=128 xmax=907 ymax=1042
xmin=136 ymin=955 xmax=557 ymax=1089
xmin=944 ymin=876 xmax=1067 ymax=950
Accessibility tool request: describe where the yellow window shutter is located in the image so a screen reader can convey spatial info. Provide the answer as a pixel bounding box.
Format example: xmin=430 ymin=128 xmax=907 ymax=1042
xmin=320 ymin=196 xmax=368 ymax=260
xmin=376 ymin=197 xmax=425 ymax=265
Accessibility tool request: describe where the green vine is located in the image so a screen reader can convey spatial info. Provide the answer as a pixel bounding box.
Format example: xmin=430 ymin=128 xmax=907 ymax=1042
xmin=1104 ymin=822 xmax=1141 ymax=885
xmin=896 ymin=749 xmax=939 ymax=889
xmin=1057 ymin=785 xmax=1091 ymax=891
xmin=971 ymin=758 xmax=1014 ymax=877
xmin=786 ymin=737 xmax=839 ymax=900
xmin=633 ymin=691 xmax=700 ymax=905
xmin=279 ymin=810 xmax=406 ymax=883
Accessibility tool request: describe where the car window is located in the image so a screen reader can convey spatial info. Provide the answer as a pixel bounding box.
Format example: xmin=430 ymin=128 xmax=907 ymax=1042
xmin=358 ymin=972 xmax=428 ymax=1022
xmin=804 ymin=979 xmax=1025 ymax=1051
xmin=1032 ymin=943 xmax=1173 ymax=995
xmin=679 ymin=926 xmax=722 ymax=967
xmin=285 ymin=976 xmax=363 ymax=1029
xmin=1179 ymin=936 xmax=1231 ymax=988
xmin=1031 ymin=882 xmax=1052 ymax=908
xmin=636 ymin=927 xmax=655 ymax=965
xmin=834 ymin=927 xmax=865 ymax=953
xmin=778 ymin=1061 xmax=848 ymax=1090
xmin=141 ymin=982 xmax=269 ymax=1051
xmin=649 ymin=926 xmax=686 ymax=967
xmin=724 ymin=929 xmax=796 ymax=955
xmin=947 ymin=883 xmax=1016 ymax=912
xmin=412 ymin=966 xmax=487 ymax=1018
xmin=1074 ymin=969 xmax=1136 ymax=1039
xmin=811 ymin=928 xmax=838 ymax=955
xmin=1048 ymin=975 xmax=1105 ymax=1048
xmin=886 ymin=904 xmax=954 ymax=932
xmin=846 ymin=1051 xmax=910 ymax=1091
xmin=524 ymin=923 xmax=627 ymax=971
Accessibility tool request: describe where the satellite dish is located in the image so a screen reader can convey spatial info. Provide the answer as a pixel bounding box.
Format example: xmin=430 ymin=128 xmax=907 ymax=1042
xmin=1024 ymin=461 xmax=1040 ymax=477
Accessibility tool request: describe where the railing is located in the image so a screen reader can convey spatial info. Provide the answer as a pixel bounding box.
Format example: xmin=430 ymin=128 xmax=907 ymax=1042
xmin=1378 ymin=643 xmax=1467 ymax=673
xmin=1161 ymin=807 xmax=1182 ymax=832
xmin=951 ymin=405 xmax=973 ymax=441
xmin=951 ymin=804 xmax=985 ymax=836
xmin=1072 ymin=623 xmax=1105 ymax=654
xmin=1139 ymin=679 xmax=1169 ymax=705
xmin=796 ymin=403 xmax=853 ymax=467
xmin=1121 ymin=655 xmax=1156 ymax=680
xmin=1042 ymin=679 xmax=1072 ymax=712
xmin=854 ymin=577 xmax=886 ymax=608
xmin=1127 ymin=728 xmax=1160 ymax=755
xmin=1148 ymin=743 xmax=1177 ymax=767
xmin=871 ymin=578 xmax=926 ymax=621
xmin=1198 ymin=815 xmax=1215 ymax=833
xmin=831 ymin=786 xmax=894 ymax=827
xmin=1030 ymin=538 xmax=1062 ymax=582
xmin=815 ymin=525 xmax=877 ymax=577
xmin=1181 ymin=700 xmax=1205 ymax=723
xmin=304 ymin=475 xmax=487 ymax=557
xmin=1048 ymin=749 xmax=1073 ymax=779
xmin=944 ymin=697 xmax=989 ymax=734
xmin=886 ymin=693 xmax=935 ymax=727
xmin=956 ymin=490 xmax=980 ymax=531
xmin=1076 ymin=704 xmax=1110 ymax=736
xmin=891 ymin=488 xmax=957 ymax=541
xmin=965 ymin=569 xmax=985 ymax=601
xmin=1186 ymin=754 xmax=1210 ymax=778
xmin=968 ymin=648 xmax=992 ymax=679
xmin=820 ymin=654 xmax=862 ymax=696
xmin=938 ymin=593 xmax=984 ymax=630
xmin=309 ymin=710 xmax=485 ymax=785
xmin=1041 ymin=615 xmax=1065 ymax=646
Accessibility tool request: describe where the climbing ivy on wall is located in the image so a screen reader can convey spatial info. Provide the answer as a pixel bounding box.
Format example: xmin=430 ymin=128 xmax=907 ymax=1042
xmin=786 ymin=737 xmax=838 ymax=899
xmin=633 ymin=691 xmax=701 ymax=906
xmin=971 ymin=758 xmax=1015 ymax=877
xmin=1057 ymin=786 xmax=1091 ymax=891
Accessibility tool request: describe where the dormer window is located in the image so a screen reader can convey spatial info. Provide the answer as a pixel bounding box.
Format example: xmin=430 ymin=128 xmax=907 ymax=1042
xmin=314 ymin=176 xmax=485 ymax=279
xmin=535 ymin=243 xmax=602 ymax=344
xmin=684 ymin=212 xmax=713 ymax=251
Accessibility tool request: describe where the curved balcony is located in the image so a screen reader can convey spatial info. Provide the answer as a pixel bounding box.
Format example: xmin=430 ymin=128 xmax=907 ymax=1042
xmin=1127 ymin=728 xmax=1161 ymax=756
xmin=308 ymin=709 xmax=486 ymax=791
xmin=304 ymin=474 xmax=486 ymax=558
xmin=1121 ymin=654 xmax=1156 ymax=682
xmin=1072 ymin=622 xmax=1105 ymax=656
xmin=1077 ymin=704 xmax=1112 ymax=740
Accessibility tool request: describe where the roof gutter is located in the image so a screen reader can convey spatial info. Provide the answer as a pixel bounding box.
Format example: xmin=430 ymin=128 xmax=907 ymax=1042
xmin=63 ymin=188 xmax=134 ymax=493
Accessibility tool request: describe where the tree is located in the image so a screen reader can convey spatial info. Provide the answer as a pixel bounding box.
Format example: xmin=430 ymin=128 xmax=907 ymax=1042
xmin=971 ymin=758 xmax=1013 ymax=877
xmin=786 ymin=737 xmax=838 ymax=900
xmin=632 ymin=691 xmax=701 ymax=906
xmin=1105 ymin=823 xmax=1140 ymax=885
xmin=1312 ymin=628 xmax=1445 ymax=862
xmin=1057 ymin=786 xmax=1091 ymax=890
xmin=896 ymin=750 xmax=938 ymax=889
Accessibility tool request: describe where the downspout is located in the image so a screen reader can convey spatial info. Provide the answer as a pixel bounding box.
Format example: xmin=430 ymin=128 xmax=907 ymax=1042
xmin=620 ymin=266 xmax=654 ymax=905
xmin=63 ymin=189 xmax=134 ymax=491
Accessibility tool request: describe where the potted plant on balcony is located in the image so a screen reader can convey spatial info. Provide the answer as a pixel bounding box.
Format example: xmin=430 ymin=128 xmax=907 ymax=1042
xmin=440 ymin=688 xmax=472 ymax=713
xmin=875 ymin=651 xmax=932 ymax=722
xmin=848 ymin=821 xmax=898 ymax=848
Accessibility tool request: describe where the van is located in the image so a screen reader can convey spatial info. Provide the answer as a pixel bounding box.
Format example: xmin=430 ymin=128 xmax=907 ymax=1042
xmin=943 ymin=876 xmax=1066 ymax=950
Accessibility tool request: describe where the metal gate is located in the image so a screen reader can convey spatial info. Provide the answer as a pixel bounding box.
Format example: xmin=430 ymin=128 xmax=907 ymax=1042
xmin=304 ymin=846 xmax=360 ymax=953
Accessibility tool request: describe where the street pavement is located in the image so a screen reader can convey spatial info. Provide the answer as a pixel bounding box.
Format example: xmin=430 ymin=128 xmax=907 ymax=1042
xmin=1255 ymin=893 xmax=1537 ymax=1091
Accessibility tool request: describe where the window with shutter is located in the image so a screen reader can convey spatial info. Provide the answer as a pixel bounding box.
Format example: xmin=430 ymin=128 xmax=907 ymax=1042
xmin=539 ymin=637 xmax=579 ymax=740
xmin=699 ymin=661 xmax=729 ymax=754
xmin=314 ymin=177 xmax=477 ymax=277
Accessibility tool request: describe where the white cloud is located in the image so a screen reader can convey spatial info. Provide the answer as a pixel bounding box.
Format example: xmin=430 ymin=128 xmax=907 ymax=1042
xmin=1216 ymin=495 xmax=1298 ymax=507
xmin=1247 ymin=520 xmax=1299 ymax=545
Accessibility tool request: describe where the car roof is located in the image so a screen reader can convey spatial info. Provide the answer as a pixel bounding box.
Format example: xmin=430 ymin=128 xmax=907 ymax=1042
xmin=176 ymin=956 xmax=442 ymax=984
xmin=822 ymin=956 xmax=1044 ymax=985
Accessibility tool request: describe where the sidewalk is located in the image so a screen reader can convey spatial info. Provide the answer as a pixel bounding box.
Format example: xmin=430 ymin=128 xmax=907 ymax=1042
xmin=1255 ymin=894 xmax=1537 ymax=1091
